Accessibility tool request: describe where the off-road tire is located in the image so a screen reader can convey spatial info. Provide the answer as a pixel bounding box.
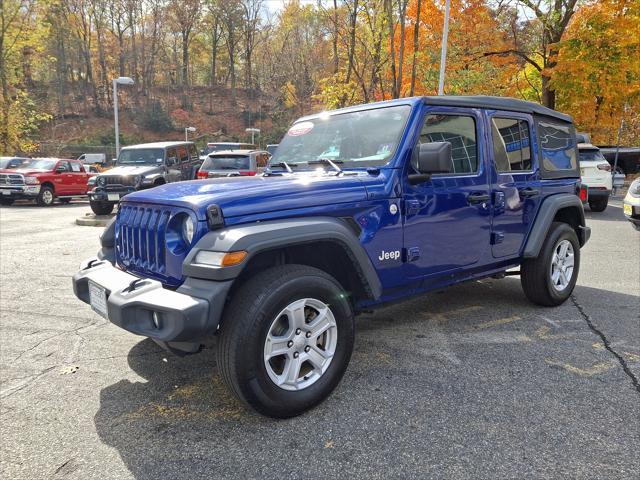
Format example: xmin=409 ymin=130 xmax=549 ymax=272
xmin=90 ymin=201 xmax=114 ymax=216
xmin=588 ymin=197 xmax=608 ymax=212
xmin=36 ymin=186 xmax=55 ymax=206
xmin=521 ymin=222 xmax=580 ymax=306
xmin=217 ymin=264 xmax=354 ymax=418
xmin=0 ymin=198 xmax=14 ymax=206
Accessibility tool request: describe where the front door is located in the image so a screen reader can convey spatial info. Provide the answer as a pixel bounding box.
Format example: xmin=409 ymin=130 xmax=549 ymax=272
xmin=402 ymin=109 xmax=492 ymax=281
xmin=165 ymin=148 xmax=181 ymax=183
xmin=487 ymin=113 xmax=542 ymax=258
xmin=54 ymin=161 xmax=72 ymax=195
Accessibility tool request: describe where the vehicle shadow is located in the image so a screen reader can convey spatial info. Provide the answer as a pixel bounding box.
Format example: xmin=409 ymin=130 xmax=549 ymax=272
xmin=93 ymin=280 xmax=639 ymax=479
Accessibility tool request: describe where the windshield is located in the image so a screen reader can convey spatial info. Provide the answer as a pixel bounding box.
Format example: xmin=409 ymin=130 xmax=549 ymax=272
xmin=579 ymin=149 xmax=606 ymax=163
xmin=117 ymin=148 xmax=164 ymax=165
xmin=0 ymin=158 xmax=27 ymax=169
xmin=204 ymin=144 xmax=254 ymax=155
xmin=269 ymin=105 xmax=411 ymax=169
xmin=202 ymin=155 xmax=251 ymax=171
xmin=19 ymin=159 xmax=56 ymax=170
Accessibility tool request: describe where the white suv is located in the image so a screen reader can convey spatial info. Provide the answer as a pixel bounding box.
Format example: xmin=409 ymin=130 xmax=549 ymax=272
xmin=579 ymin=143 xmax=612 ymax=212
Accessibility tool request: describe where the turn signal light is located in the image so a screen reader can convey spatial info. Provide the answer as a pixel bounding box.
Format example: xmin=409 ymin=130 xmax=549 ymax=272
xmin=194 ymin=250 xmax=247 ymax=267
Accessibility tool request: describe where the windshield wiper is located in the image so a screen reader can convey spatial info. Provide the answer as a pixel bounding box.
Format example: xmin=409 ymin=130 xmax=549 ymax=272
xmin=308 ymin=158 xmax=344 ymax=175
xmin=265 ymin=161 xmax=296 ymax=174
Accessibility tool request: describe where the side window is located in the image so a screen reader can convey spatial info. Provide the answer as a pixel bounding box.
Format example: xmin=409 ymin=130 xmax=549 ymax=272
xmin=177 ymin=145 xmax=189 ymax=164
xmin=538 ymin=120 xmax=577 ymax=171
xmin=57 ymin=161 xmax=71 ymax=171
xmin=418 ymin=114 xmax=478 ymax=174
xmin=490 ymin=117 xmax=532 ymax=172
xmin=166 ymin=148 xmax=177 ymax=166
xmin=256 ymin=153 xmax=269 ymax=168
xmin=70 ymin=162 xmax=82 ymax=172
xmin=188 ymin=144 xmax=198 ymax=160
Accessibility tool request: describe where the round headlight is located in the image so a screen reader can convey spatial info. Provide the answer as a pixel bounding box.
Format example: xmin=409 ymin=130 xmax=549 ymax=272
xmin=182 ymin=216 xmax=195 ymax=244
xmin=97 ymin=176 xmax=106 ymax=186
xmin=134 ymin=175 xmax=142 ymax=186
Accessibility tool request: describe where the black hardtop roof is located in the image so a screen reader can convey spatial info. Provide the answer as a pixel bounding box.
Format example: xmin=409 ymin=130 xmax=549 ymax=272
xmin=422 ymin=96 xmax=572 ymax=123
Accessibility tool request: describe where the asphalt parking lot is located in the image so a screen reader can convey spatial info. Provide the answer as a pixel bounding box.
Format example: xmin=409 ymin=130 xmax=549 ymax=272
xmin=1 ymin=198 xmax=638 ymax=479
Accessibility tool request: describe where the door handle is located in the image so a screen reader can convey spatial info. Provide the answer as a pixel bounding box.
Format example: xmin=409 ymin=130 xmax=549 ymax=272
xmin=519 ymin=187 xmax=539 ymax=198
xmin=467 ymin=192 xmax=490 ymax=204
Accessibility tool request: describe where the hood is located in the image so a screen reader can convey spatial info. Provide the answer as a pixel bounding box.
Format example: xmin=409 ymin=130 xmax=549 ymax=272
xmin=123 ymin=171 xmax=392 ymax=221
xmin=99 ymin=165 xmax=160 ymax=176
xmin=0 ymin=168 xmax=51 ymax=176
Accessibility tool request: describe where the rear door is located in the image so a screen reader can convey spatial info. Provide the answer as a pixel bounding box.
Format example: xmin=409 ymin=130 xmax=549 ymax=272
xmin=488 ymin=112 xmax=542 ymax=258
xmin=402 ymin=108 xmax=492 ymax=280
xmin=69 ymin=161 xmax=88 ymax=194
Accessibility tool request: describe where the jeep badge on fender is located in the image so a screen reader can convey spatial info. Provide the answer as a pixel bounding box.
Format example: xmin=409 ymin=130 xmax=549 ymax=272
xmin=73 ymin=96 xmax=590 ymax=418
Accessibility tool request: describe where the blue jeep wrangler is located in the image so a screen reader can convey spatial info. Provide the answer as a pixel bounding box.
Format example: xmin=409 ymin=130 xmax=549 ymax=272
xmin=73 ymin=96 xmax=590 ymax=418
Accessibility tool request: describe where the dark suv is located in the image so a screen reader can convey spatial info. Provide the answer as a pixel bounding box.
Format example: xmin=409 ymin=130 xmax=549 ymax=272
xmin=89 ymin=142 xmax=200 ymax=215
xmin=74 ymin=96 xmax=590 ymax=418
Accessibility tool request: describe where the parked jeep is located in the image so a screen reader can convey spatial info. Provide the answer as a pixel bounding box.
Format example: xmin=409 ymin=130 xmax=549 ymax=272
xmin=89 ymin=141 xmax=200 ymax=215
xmin=578 ymin=143 xmax=612 ymax=212
xmin=197 ymin=149 xmax=270 ymax=178
xmin=0 ymin=158 xmax=91 ymax=206
xmin=73 ymin=96 xmax=590 ymax=418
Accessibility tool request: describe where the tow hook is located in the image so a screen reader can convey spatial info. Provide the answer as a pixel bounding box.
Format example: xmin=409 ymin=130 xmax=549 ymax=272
xmin=123 ymin=278 xmax=147 ymax=293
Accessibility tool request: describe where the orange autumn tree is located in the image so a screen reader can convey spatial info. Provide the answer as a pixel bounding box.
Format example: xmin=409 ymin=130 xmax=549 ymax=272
xmin=394 ymin=0 xmax=519 ymax=97
xmin=553 ymin=0 xmax=640 ymax=144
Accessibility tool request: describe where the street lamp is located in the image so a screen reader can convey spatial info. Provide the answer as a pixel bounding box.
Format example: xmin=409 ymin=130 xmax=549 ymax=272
xmin=437 ymin=0 xmax=451 ymax=95
xmin=246 ymin=128 xmax=260 ymax=145
xmin=185 ymin=126 xmax=196 ymax=142
xmin=113 ymin=76 xmax=134 ymax=156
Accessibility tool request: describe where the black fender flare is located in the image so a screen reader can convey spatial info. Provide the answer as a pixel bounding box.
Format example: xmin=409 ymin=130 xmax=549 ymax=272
xmin=182 ymin=217 xmax=383 ymax=299
xmin=523 ymin=193 xmax=590 ymax=258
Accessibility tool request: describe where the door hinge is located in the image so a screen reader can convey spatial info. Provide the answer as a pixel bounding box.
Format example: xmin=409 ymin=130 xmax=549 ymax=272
xmin=491 ymin=232 xmax=505 ymax=245
xmin=404 ymin=199 xmax=421 ymax=216
xmin=405 ymin=247 xmax=420 ymax=262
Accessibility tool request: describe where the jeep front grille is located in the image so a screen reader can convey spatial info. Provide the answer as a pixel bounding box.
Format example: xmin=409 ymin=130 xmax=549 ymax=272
xmin=0 ymin=173 xmax=24 ymax=186
xmin=116 ymin=205 xmax=171 ymax=282
xmin=101 ymin=175 xmax=137 ymax=187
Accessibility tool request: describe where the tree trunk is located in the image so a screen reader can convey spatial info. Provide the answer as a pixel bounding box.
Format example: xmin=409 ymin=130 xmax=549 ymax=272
xmin=385 ymin=0 xmax=398 ymax=98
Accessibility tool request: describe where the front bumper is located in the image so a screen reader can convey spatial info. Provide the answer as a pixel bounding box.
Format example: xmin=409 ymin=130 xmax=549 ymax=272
xmin=89 ymin=187 xmax=136 ymax=203
xmin=623 ymin=199 xmax=640 ymax=226
xmin=72 ymin=258 xmax=232 ymax=352
xmin=0 ymin=185 xmax=41 ymax=199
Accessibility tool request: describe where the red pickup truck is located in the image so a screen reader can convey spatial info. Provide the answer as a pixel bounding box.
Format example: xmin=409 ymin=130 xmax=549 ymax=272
xmin=0 ymin=158 xmax=93 ymax=206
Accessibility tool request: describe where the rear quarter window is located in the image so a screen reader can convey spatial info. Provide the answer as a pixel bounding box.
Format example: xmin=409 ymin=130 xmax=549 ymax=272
xmin=536 ymin=119 xmax=578 ymax=177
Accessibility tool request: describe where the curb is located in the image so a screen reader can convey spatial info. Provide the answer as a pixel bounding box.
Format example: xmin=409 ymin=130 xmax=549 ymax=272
xmin=75 ymin=213 xmax=115 ymax=227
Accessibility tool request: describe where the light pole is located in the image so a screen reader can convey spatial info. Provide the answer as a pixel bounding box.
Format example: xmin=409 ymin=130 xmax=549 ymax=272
xmin=246 ymin=128 xmax=260 ymax=145
xmin=437 ymin=0 xmax=451 ymax=95
xmin=185 ymin=126 xmax=196 ymax=142
xmin=113 ymin=76 xmax=134 ymax=156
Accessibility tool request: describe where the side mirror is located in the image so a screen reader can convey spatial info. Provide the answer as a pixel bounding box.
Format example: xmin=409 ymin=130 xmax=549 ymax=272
xmin=409 ymin=141 xmax=452 ymax=184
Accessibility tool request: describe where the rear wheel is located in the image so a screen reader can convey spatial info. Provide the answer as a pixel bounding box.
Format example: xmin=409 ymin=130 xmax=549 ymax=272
xmin=90 ymin=201 xmax=114 ymax=215
xmin=588 ymin=197 xmax=608 ymax=212
xmin=217 ymin=264 xmax=354 ymax=418
xmin=36 ymin=186 xmax=55 ymax=206
xmin=521 ymin=222 xmax=580 ymax=306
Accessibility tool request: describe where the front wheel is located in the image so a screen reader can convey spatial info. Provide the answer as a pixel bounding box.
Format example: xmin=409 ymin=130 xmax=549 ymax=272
xmin=521 ymin=222 xmax=580 ymax=306
xmin=217 ymin=264 xmax=354 ymax=418
xmin=588 ymin=197 xmax=608 ymax=212
xmin=36 ymin=186 xmax=55 ymax=206
xmin=90 ymin=201 xmax=114 ymax=215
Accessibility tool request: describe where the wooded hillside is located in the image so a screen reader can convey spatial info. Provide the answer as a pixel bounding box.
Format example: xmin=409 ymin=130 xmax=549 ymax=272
xmin=1 ymin=0 xmax=638 ymax=156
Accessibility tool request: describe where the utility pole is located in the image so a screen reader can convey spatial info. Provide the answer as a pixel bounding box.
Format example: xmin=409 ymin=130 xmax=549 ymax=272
xmin=438 ymin=0 xmax=451 ymax=96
